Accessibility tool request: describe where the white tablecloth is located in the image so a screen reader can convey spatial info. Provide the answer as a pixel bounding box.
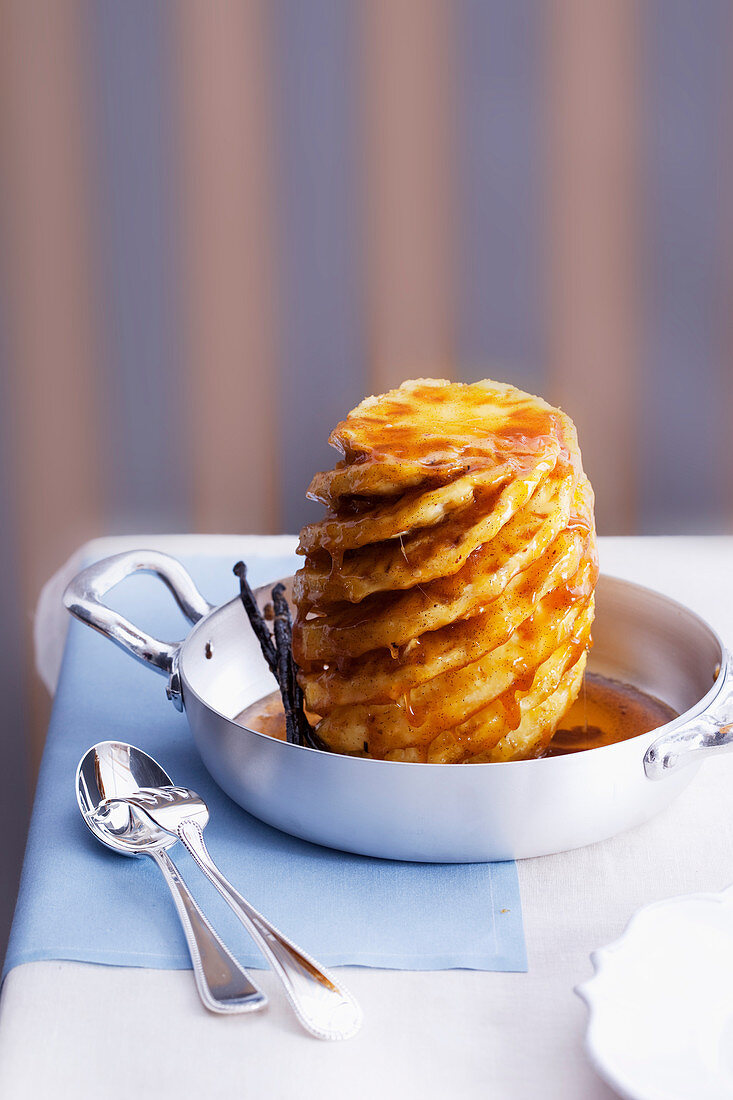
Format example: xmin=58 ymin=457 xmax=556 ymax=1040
xmin=2 ymin=535 xmax=732 ymax=1100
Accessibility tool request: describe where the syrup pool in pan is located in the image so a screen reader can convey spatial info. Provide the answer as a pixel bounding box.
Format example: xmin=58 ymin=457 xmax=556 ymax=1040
xmin=236 ymin=673 xmax=678 ymax=759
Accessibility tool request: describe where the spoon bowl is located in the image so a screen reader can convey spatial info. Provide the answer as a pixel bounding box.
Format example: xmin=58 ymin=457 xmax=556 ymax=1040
xmin=76 ymin=741 xmax=175 ymax=855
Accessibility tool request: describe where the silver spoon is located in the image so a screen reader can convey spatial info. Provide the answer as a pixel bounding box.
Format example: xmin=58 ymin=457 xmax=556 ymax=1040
xmin=76 ymin=741 xmax=267 ymax=1015
xmin=103 ymin=784 xmax=363 ymax=1041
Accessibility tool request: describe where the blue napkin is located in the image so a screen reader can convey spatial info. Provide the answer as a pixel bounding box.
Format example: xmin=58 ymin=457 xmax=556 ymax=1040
xmin=5 ymin=545 xmax=526 ymax=973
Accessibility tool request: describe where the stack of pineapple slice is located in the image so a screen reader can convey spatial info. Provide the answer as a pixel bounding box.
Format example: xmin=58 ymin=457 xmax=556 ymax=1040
xmin=292 ymin=378 xmax=597 ymax=763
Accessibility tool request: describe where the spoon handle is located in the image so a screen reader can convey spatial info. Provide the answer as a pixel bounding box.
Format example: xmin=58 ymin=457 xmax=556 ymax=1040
xmin=176 ymin=820 xmax=362 ymax=1041
xmin=148 ymin=848 xmax=267 ymax=1015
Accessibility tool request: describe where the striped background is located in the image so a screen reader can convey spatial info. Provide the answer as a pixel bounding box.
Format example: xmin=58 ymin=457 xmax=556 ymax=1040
xmin=0 ymin=0 xmax=732 ymax=950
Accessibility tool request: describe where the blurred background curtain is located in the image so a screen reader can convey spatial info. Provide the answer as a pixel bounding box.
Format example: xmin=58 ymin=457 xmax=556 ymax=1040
xmin=1 ymin=0 xmax=732 ymax=953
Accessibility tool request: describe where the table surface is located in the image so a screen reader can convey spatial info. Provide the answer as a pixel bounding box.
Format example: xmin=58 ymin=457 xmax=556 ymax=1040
xmin=2 ymin=534 xmax=733 ymax=1100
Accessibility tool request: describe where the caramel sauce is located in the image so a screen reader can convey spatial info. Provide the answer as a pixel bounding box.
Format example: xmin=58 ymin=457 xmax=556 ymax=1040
xmin=236 ymin=693 xmax=322 ymax=743
xmin=236 ymin=692 xmax=289 ymax=742
xmin=542 ymin=673 xmax=677 ymax=756
xmin=236 ymin=673 xmax=678 ymax=757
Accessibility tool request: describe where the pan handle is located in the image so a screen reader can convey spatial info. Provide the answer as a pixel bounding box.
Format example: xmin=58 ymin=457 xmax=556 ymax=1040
xmin=63 ymin=550 xmax=214 ymax=707
xmin=644 ymin=661 xmax=733 ymax=779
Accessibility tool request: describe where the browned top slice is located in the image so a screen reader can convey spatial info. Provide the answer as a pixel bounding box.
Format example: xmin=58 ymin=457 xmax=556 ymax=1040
xmin=307 ymin=378 xmax=565 ymax=507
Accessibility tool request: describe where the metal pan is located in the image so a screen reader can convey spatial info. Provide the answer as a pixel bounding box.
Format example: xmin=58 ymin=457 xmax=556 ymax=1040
xmin=64 ymin=550 xmax=733 ymax=862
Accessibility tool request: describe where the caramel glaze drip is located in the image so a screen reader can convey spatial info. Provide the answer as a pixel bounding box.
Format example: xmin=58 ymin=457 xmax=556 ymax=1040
xmin=295 ymin=506 xmax=598 ymax=685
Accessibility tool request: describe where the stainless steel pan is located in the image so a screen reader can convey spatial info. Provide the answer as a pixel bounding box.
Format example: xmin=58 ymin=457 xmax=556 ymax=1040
xmin=64 ymin=550 xmax=733 ymax=862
